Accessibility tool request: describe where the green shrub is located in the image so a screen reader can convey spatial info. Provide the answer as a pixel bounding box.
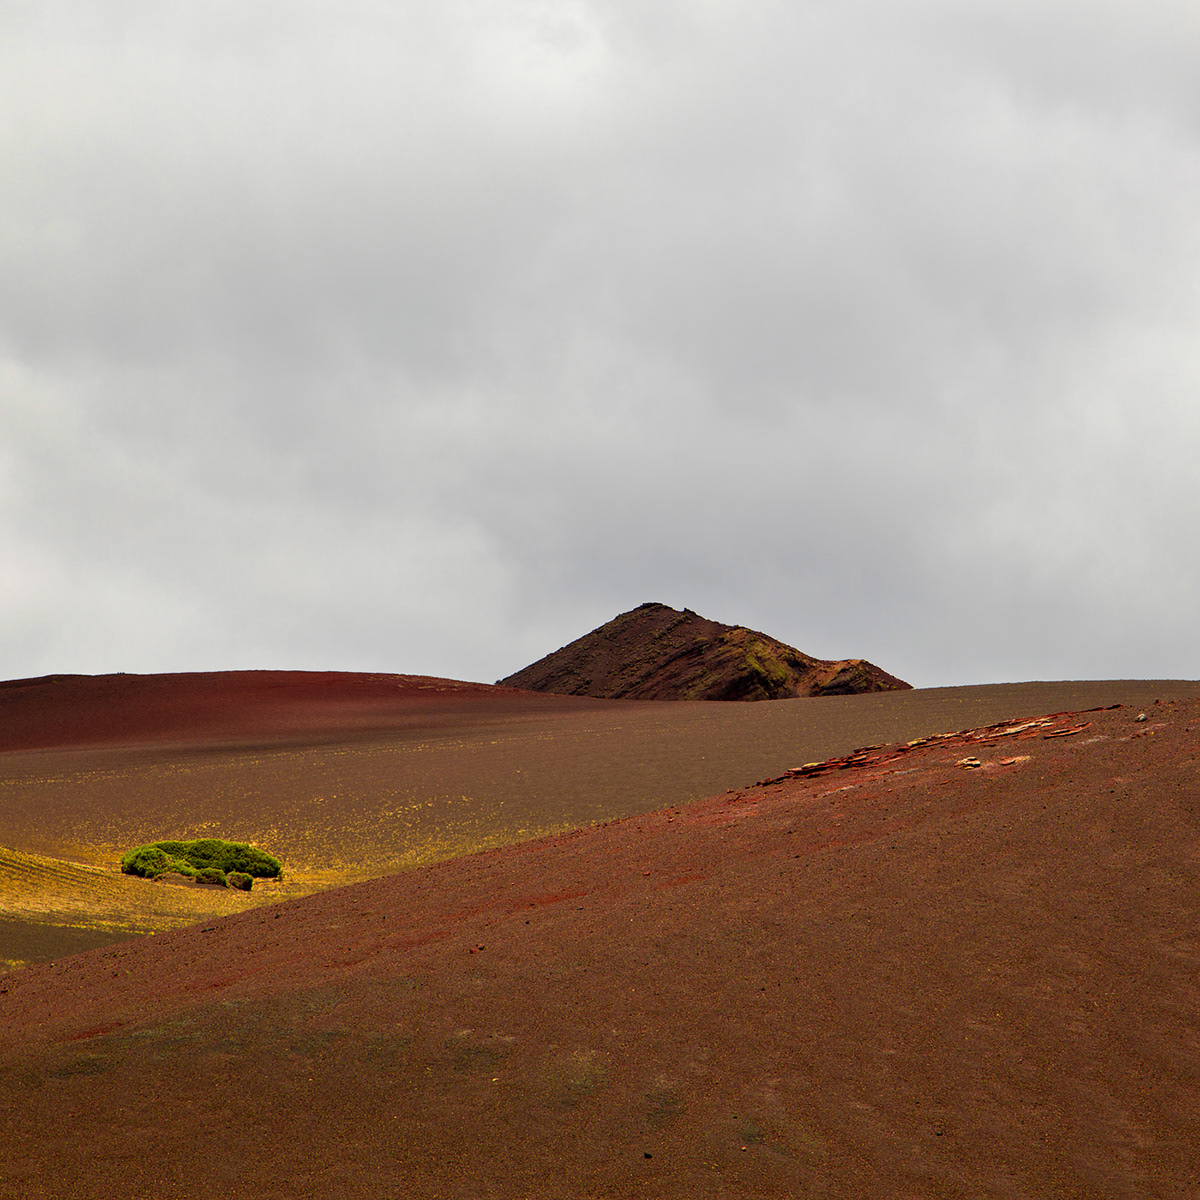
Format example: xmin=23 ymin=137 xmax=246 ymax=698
xmin=226 ymin=872 xmax=253 ymax=891
xmin=121 ymin=838 xmax=282 ymax=880
xmin=195 ymin=867 xmax=227 ymax=886
xmin=120 ymin=845 xmax=195 ymax=879
xmin=120 ymin=845 xmax=173 ymax=877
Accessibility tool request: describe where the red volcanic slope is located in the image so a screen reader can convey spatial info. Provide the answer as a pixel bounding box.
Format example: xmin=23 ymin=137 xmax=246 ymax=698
xmin=0 ymin=670 xmax=583 ymax=753
xmin=2 ymin=700 xmax=1199 ymax=1197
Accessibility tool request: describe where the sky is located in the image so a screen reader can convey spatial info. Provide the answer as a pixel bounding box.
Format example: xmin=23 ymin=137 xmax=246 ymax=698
xmin=3 ymin=0 xmax=1200 ymax=689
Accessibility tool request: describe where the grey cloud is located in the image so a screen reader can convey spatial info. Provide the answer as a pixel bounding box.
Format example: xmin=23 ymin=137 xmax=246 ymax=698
xmin=2 ymin=1 xmax=1199 ymax=686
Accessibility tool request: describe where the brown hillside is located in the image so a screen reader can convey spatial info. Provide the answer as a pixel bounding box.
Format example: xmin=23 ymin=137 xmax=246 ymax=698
xmin=3 ymin=676 xmax=1195 ymax=972
xmin=0 ymin=670 xmax=558 ymax=754
xmin=500 ymin=602 xmax=910 ymax=699
xmin=2 ymin=699 xmax=1199 ymax=1197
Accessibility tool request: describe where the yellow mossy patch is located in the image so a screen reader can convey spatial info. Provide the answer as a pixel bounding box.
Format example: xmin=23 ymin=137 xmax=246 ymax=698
xmin=0 ymin=844 xmax=313 ymax=937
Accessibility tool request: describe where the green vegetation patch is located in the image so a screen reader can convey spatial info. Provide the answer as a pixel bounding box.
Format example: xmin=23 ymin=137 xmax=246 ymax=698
xmin=120 ymin=839 xmax=281 ymax=881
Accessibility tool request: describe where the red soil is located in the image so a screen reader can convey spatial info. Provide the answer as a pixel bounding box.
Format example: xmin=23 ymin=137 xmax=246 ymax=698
xmin=3 ymin=698 xmax=1199 ymax=1197
xmin=0 ymin=670 xmax=590 ymax=753
xmin=1 ymin=678 xmax=1194 ymax=879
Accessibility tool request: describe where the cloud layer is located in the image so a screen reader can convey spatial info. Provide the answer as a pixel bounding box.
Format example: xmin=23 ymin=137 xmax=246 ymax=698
xmin=4 ymin=1 xmax=1200 ymax=686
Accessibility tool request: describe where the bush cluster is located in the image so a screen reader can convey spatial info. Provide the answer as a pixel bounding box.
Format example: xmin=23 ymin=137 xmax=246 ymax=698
xmin=120 ymin=838 xmax=281 ymax=885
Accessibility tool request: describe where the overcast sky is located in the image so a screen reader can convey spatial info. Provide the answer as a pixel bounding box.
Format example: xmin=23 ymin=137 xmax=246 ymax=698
xmin=3 ymin=1 xmax=1199 ymax=688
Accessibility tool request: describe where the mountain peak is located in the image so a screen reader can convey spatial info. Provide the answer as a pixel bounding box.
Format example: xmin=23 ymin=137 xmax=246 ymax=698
xmin=500 ymin=604 xmax=910 ymax=700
